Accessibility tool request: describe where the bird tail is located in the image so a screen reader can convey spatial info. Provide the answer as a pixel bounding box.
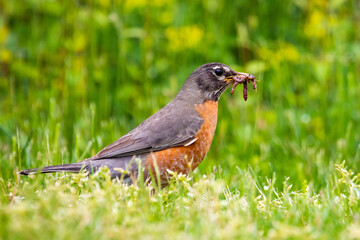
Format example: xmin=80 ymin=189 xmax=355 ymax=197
xmin=18 ymin=162 xmax=85 ymax=175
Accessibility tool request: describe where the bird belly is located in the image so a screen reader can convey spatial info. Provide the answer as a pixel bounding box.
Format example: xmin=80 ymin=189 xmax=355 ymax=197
xmin=145 ymin=100 xmax=218 ymax=184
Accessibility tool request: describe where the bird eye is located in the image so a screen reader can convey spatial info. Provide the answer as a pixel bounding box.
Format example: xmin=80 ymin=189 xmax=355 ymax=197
xmin=214 ymin=68 xmax=223 ymax=76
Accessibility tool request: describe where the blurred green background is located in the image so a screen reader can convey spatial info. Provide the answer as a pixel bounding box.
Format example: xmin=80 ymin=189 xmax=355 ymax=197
xmin=0 ymin=0 xmax=359 ymax=189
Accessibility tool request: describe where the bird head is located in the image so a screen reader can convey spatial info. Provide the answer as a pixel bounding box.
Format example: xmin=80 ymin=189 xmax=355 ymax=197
xmin=177 ymin=62 xmax=255 ymax=103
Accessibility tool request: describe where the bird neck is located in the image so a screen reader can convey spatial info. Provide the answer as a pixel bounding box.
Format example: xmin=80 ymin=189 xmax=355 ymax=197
xmin=175 ymin=82 xmax=222 ymax=104
xmin=174 ymin=89 xmax=211 ymax=105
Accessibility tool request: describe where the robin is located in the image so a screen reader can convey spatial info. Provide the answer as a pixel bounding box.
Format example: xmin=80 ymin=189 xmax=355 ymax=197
xmin=19 ymin=63 xmax=256 ymax=185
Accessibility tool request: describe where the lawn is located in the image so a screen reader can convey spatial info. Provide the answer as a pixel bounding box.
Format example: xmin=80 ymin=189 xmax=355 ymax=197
xmin=0 ymin=0 xmax=360 ymax=239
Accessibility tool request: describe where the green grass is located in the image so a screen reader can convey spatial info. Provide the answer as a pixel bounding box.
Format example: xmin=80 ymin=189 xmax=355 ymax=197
xmin=1 ymin=163 xmax=360 ymax=239
xmin=1 ymin=0 xmax=360 ymax=239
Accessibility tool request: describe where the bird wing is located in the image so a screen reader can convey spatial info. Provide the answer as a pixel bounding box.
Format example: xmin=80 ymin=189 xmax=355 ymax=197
xmin=90 ymin=101 xmax=203 ymax=160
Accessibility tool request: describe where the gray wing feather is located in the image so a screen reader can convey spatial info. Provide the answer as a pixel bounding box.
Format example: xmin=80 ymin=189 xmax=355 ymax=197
xmin=91 ymin=101 xmax=203 ymax=160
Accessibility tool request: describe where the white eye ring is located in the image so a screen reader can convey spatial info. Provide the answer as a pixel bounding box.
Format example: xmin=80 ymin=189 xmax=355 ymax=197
xmin=212 ymin=66 xmax=226 ymax=80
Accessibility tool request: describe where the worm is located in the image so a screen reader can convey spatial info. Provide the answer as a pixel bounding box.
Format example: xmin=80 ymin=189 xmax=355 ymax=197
xmin=243 ymin=81 xmax=248 ymax=101
xmin=230 ymin=74 xmax=257 ymax=101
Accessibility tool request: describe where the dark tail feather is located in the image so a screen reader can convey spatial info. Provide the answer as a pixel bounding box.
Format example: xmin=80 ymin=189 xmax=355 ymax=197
xmin=18 ymin=162 xmax=85 ymax=175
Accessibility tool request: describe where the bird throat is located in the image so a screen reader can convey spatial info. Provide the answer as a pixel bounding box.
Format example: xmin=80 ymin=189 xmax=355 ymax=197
xmin=209 ymin=83 xmax=230 ymax=101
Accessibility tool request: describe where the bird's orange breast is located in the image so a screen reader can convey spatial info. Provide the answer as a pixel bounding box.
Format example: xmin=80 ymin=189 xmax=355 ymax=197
xmin=145 ymin=100 xmax=218 ymax=183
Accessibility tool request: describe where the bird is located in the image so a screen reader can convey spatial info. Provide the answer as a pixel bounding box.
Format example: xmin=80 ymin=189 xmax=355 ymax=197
xmin=18 ymin=63 xmax=256 ymax=186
